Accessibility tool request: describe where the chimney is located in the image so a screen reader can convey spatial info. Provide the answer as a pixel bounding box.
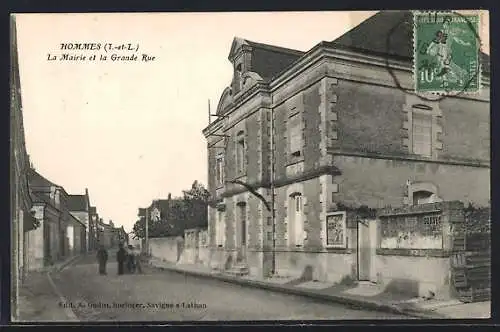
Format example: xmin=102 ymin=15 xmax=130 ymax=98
xmin=85 ymin=188 xmax=89 ymax=196
xmin=168 ymin=193 xmax=172 ymax=200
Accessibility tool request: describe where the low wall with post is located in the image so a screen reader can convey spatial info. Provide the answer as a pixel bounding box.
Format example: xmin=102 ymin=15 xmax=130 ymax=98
xmin=149 ymin=236 xmax=184 ymax=263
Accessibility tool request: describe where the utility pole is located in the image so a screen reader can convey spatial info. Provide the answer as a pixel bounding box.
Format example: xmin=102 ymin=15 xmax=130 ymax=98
xmin=270 ymin=108 xmax=276 ymax=275
xmin=145 ymin=207 xmax=149 ymax=255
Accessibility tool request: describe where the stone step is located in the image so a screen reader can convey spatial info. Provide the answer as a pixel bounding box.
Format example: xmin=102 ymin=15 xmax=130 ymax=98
xmin=226 ymin=264 xmax=249 ymax=276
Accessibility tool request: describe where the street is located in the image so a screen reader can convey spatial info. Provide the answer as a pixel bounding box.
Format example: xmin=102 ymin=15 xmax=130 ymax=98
xmin=51 ymin=253 xmax=412 ymax=321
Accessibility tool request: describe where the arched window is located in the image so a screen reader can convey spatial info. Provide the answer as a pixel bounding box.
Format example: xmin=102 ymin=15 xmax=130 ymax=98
xmin=407 ymin=181 xmax=441 ymax=205
xmin=413 ymin=190 xmax=434 ymax=205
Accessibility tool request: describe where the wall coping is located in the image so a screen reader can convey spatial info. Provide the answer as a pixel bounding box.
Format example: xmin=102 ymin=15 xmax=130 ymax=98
xmin=378 ymin=201 xmax=464 ymax=217
xmin=376 ymin=248 xmax=451 ymax=258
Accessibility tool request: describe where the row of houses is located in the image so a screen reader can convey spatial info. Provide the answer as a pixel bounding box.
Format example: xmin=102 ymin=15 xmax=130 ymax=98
xmin=202 ymin=11 xmax=490 ymax=300
xmin=27 ymin=169 xmax=128 ymax=268
xmin=10 ymin=16 xmax=127 ymax=318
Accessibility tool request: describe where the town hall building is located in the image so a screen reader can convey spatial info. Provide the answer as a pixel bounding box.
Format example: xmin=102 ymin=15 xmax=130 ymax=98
xmin=202 ymin=11 xmax=490 ymax=298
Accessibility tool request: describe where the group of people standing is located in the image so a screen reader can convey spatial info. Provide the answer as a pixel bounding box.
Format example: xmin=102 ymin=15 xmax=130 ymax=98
xmin=96 ymin=243 xmax=143 ymax=275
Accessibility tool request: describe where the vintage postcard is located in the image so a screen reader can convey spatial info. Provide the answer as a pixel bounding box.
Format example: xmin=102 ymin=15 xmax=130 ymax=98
xmin=10 ymin=10 xmax=490 ymax=323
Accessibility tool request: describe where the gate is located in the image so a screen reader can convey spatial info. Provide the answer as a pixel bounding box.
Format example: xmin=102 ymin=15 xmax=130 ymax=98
xmin=450 ymin=207 xmax=491 ymax=303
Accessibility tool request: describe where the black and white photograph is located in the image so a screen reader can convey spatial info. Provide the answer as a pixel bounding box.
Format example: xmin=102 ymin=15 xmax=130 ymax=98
xmin=10 ymin=10 xmax=491 ymax=322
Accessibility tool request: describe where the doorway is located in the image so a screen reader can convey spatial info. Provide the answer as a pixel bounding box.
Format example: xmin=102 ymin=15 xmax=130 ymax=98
xmin=237 ymin=202 xmax=247 ymax=262
xmin=357 ymin=219 xmax=377 ymax=281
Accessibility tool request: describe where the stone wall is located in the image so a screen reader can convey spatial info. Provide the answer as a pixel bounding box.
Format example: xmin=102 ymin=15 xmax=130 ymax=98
xmin=149 ymin=237 xmax=184 ymax=263
xmin=333 ymin=155 xmax=490 ymax=208
xmin=25 ymin=207 xmax=44 ymax=272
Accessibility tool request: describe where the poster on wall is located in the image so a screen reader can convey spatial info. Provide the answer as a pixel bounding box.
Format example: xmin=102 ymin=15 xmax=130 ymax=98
xmin=326 ymin=212 xmax=346 ymax=247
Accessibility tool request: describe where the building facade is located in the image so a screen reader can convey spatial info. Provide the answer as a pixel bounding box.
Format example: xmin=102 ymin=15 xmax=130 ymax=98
xmin=203 ymin=11 xmax=490 ymax=290
xmin=10 ymin=16 xmax=38 ymax=318
xmin=68 ymin=190 xmax=91 ymax=252
xmin=28 ymin=192 xmax=61 ymax=270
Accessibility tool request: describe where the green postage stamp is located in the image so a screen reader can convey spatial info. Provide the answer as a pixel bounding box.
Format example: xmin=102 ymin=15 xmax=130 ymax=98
xmin=414 ymin=11 xmax=481 ymax=94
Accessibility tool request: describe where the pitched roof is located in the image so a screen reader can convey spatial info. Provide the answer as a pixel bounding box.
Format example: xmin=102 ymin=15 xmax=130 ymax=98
xmin=232 ymin=37 xmax=305 ymax=81
xmin=31 ymin=192 xmax=53 ymax=206
xmin=69 ymin=212 xmax=85 ymax=227
xmin=28 ymin=168 xmax=57 ymax=188
xmin=67 ymin=194 xmax=88 ymax=212
xmin=329 ymin=11 xmax=490 ymax=72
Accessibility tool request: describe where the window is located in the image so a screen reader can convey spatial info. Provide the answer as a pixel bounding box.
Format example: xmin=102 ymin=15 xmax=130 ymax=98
xmin=412 ymin=112 xmax=432 ymax=157
xmin=236 ymin=63 xmax=243 ymax=91
xmin=215 ymin=155 xmax=224 ymax=186
xmin=236 ymin=131 xmax=245 ymax=174
xmin=289 ymin=194 xmax=305 ymax=247
xmin=326 ymin=212 xmax=347 ymax=248
xmin=413 ymin=190 xmax=433 ymax=205
xmin=295 ymin=195 xmax=302 ymax=213
xmin=288 ymin=112 xmax=302 ymax=158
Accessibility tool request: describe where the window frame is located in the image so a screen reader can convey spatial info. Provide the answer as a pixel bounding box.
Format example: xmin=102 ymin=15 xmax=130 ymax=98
xmin=215 ymin=154 xmax=224 ymax=187
xmin=411 ymin=106 xmax=433 ymax=158
xmin=288 ymin=111 xmax=302 ymax=159
xmin=293 ymin=194 xmax=304 ymax=247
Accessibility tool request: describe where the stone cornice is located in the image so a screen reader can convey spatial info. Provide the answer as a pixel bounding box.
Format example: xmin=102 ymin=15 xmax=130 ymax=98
xmin=328 ymin=149 xmax=490 ymax=168
xmin=217 ymin=165 xmax=340 ymax=199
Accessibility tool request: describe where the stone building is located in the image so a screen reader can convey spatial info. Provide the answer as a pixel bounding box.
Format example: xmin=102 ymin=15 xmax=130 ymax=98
xmin=28 ymin=169 xmax=72 ymax=260
xmin=202 ymin=10 xmax=490 ymax=290
xmin=68 ymin=190 xmax=91 ymax=252
xmin=28 ymin=192 xmax=61 ymax=270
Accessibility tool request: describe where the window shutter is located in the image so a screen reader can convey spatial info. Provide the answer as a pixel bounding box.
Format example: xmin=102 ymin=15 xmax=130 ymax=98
xmin=290 ymin=125 xmax=301 ymax=153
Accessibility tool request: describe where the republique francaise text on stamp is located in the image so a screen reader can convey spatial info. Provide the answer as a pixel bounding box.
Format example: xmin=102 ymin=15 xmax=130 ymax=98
xmin=413 ymin=11 xmax=481 ymax=94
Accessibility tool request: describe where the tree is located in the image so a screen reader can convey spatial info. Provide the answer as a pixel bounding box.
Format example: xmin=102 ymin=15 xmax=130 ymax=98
xmin=182 ymin=181 xmax=209 ymax=229
xmin=132 ymin=180 xmax=210 ymax=239
xmin=182 ymin=180 xmax=210 ymax=201
xmin=132 ymin=217 xmax=145 ymax=239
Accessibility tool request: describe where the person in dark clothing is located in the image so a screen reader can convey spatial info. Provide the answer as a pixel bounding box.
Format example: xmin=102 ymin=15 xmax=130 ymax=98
xmin=96 ymin=245 xmax=108 ymax=275
xmin=126 ymin=245 xmax=136 ymax=274
xmin=117 ymin=243 xmax=127 ymax=275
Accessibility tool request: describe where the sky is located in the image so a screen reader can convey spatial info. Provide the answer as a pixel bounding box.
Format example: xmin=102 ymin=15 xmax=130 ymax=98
xmin=15 ymin=11 xmax=489 ymax=233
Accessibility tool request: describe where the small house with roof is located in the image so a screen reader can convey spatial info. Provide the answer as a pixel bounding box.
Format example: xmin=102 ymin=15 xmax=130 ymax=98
xmin=68 ymin=190 xmax=91 ymax=252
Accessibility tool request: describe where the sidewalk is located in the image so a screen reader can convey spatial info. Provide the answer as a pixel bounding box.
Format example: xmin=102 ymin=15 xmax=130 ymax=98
xmin=148 ymin=258 xmax=491 ymax=320
xmin=16 ymin=255 xmax=84 ymax=322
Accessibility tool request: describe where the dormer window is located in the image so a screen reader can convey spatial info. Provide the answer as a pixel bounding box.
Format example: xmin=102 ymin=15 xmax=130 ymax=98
xmin=236 ymin=63 xmax=243 ymax=91
xmin=236 ymin=131 xmax=246 ymax=175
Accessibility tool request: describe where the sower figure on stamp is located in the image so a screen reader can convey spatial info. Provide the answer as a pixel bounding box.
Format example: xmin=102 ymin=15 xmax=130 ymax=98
xmin=96 ymin=245 xmax=108 ymax=275
xmin=117 ymin=243 xmax=127 ymax=275
xmin=425 ymin=18 xmax=470 ymax=85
